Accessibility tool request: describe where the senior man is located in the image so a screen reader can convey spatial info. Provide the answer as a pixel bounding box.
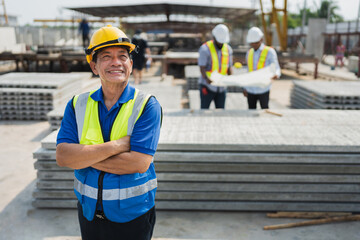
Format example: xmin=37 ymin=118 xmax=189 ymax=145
xmin=56 ymin=25 xmax=162 ymax=240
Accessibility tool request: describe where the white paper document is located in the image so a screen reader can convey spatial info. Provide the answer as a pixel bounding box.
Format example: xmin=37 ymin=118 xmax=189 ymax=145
xmin=210 ymin=63 xmax=276 ymax=88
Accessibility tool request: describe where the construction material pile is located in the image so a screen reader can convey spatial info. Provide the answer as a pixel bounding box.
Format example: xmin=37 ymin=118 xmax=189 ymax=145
xmin=0 ymin=73 xmax=92 ymax=120
xmin=33 ymin=109 xmax=360 ymax=212
xmin=291 ymin=80 xmax=360 ymax=110
xmin=47 ymin=106 xmax=65 ymax=131
xmin=188 ymin=90 xmax=249 ymax=109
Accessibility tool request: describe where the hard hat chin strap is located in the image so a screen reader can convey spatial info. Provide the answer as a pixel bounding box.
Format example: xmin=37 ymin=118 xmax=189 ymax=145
xmin=85 ymin=37 xmax=131 ymax=55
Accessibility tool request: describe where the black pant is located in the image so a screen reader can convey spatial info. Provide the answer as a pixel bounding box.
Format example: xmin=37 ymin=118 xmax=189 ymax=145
xmin=77 ymin=202 xmax=156 ymax=240
xmin=200 ymin=85 xmax=226 ymax=109
xmin=82 ymin=34 xmax=90 ymax=48
xmin=247 ymin=91 xmax=270 ymax=109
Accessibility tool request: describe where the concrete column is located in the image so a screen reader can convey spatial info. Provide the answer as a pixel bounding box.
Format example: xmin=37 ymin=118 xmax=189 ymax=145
xmin=305 ymin=18 xmax=327 ymax=60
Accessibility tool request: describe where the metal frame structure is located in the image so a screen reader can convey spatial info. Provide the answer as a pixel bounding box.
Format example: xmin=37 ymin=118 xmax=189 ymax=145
xmin=1 ymin=0 xmax=8 ymax=25
xmin=67 ymin=3 xmax=256 ymax=33
xmin=259 ymin=0 xmax=288 ymax=51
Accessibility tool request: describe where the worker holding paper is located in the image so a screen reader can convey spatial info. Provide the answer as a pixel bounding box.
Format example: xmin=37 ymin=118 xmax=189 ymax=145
xmin=243 ymin=27 xmax=281 ymax=109
xmin=198 ymin=24 xmax=233 ymax=109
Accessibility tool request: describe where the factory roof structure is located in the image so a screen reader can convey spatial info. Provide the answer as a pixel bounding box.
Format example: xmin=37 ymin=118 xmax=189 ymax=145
xmin=68 ymin=3 xmax=256 ymax=33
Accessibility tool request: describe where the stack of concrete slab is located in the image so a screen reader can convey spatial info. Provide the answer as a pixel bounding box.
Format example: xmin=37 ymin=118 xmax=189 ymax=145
xmin=291 ymin=80 xmax=360 ymax=110
xmin=33 ymin=109 xmax=360 ymax=212
xmin=0 ymin=73 xmax=92 ymax=120
xmin=46 ymin=78 xmax=100 ymax=130
xmin=188 ymin=90 xmax=248 ymax=109
xmin=185 ymin=65 xmax=243 ymax=92
xmin=47 ymin=106 xmax=66 ymax=131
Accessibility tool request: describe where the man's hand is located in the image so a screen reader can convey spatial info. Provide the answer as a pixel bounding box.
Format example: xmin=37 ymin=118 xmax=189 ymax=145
xmin=243 ymin=89 xmax=248 ymax=97
xmin=271 ymin=75 xmax=278 ymax=84
xmin=205 ymin=77 xmax=212 ymax=84
xmin=112 ymin=136 xmax=130 ymax=153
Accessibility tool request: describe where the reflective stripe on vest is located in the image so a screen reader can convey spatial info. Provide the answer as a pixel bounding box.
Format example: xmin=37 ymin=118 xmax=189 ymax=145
xmin=205 ymin=40 xmax=229 ymax=78
xmin=72 ymin=88 xmax=157 ymax=223
xmin=74 ymin=178 xmax=157 ymax=201
xmin=247 ymin=46 xmax=270 ymax=72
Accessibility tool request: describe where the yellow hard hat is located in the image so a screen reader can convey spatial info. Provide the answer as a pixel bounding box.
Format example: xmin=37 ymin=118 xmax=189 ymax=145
xmin=234 ymin=62 xmax=242 ymax=68
xmin=85 ymin=25 xmax=136 ymax=63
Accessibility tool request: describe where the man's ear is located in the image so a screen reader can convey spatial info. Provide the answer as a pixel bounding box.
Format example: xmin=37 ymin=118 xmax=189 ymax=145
xmin=129 ymin=59 xmax=133 ymax=74
xmin=89 ymin=61 xmax=99 ymax=75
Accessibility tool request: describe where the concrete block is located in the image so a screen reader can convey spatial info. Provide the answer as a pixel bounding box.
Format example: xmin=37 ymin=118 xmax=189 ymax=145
xmin=305 ymin=18 xmax=326 ymax=60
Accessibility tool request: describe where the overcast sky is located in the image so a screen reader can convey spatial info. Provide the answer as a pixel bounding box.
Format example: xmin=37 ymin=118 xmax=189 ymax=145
xmin=4 ymin=0 xmax=360 ymax=25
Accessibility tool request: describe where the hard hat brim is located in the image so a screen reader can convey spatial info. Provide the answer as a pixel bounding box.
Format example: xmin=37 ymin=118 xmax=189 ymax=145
xmin=85 ymin=38 xmax=136 ymax=63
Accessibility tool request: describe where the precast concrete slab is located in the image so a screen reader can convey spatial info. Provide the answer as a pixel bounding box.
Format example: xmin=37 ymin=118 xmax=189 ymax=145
xmin=0 ymin=72 xmax=91 ymax=89
xmin=0 ymin=73 xmax=93 ymax=120
xmin=158 ymin=109 xmax=360 ymax=152
xmin=32 ymin=109 xmax=360 ymax=212
xmin=189 ymin=90 xmax=248 ymax=109
xmin=293 ymin=80 xmax=360 ymax=98
xmin=291 ymin=80 xmax=360 ymax=109
xmin=132 ymin=76 xmax=183 ymax=110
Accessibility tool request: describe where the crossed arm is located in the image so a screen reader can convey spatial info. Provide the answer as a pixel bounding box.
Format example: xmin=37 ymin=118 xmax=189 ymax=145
xmin=56 ymin=136 xmax=153 ymax=175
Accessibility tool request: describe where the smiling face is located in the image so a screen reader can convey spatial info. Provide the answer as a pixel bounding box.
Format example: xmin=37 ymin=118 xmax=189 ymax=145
xmin=89 ymin=46 xmax=133 ymax=87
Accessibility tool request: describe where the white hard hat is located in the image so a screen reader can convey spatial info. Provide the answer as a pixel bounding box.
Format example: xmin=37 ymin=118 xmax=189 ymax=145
xmin=247 ymin=27 xmax=264 ymax=43
xmin=212 ymin=24 xmax=230 ymax=44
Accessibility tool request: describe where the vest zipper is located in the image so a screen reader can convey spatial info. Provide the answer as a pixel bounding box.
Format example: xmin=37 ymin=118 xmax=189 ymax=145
xmin=97 ymin=171 xmax=105 ymax=212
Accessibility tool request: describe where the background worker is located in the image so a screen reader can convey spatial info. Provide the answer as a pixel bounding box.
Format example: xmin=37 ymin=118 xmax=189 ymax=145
xmin=132 ymin=29 xmax=152 ymax=84
xmin=78 ymin=18 xmax=90 ymax=48
xmin=198 ymin=24 xmax=233 ymax=109
xmin=56 ymin=25 xmax=162 ymax=240
xmin=243 ymin=27 xmax=281 ymax=109
xmin=335 ymin=41 xmax=345 ymax=68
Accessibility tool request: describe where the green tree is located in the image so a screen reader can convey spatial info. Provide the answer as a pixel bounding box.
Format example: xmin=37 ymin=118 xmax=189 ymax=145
xmin=287 ymin=9 xmax=318 ymax=29
xmin=315 ymin=0 xmax=344 ymax=23
xmin=285 ymin=0 xmax=343 ymax=28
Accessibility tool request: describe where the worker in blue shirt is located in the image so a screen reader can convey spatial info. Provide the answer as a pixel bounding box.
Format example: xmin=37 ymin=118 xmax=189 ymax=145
xmin=244 ymin=27 xmax=281 ymax=109
xmin=79 ymin=19 xmax=90 ymax=48
xmin=56 ymin=25 xmax=162 ymax=240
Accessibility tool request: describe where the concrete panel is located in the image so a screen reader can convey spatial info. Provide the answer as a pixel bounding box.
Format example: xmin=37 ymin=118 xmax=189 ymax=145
xmin=155 ymin=191 xmax=360 ymax=202
xmin=158 ymin=110 xmax=360 ymax=152
xmin=32 ymin=199 xmax=360 ymax=212
xmin=157 ymin=182 xmax=360 ymax=193
xmin=156 ymin=173 xmax=360 ymax=183
xmin=155 ymin=151 xmax=360 ymax=164
xmin=0 ymin=27 xmax=17 ymax=52
xmin=305 ymin=18 xmax=326 ymax=60
xmin=155 ymin=201 xmax=360 ymax=212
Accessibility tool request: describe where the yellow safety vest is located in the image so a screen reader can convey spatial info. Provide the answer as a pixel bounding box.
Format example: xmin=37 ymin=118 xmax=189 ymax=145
xmin=72 ymin=88 xmax=158 ymax=223
xmin=205 ymin=40 xmax=229 ymax=78
xmin=73 ymin=88 xmax=150 ymax=144
xmin=247 ymin=46 xmax=271 ymax=72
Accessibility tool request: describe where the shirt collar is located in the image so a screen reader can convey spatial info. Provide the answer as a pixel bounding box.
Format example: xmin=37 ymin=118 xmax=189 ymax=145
xmin=255 ymin=43 xmax=265 ymax=52
xmin=90 ymin=83 xmax=136 ymax=106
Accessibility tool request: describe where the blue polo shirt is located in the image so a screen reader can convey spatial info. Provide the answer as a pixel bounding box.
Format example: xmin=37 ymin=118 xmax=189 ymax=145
xmin=57 ymin=83 xmax=162 ymax=156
